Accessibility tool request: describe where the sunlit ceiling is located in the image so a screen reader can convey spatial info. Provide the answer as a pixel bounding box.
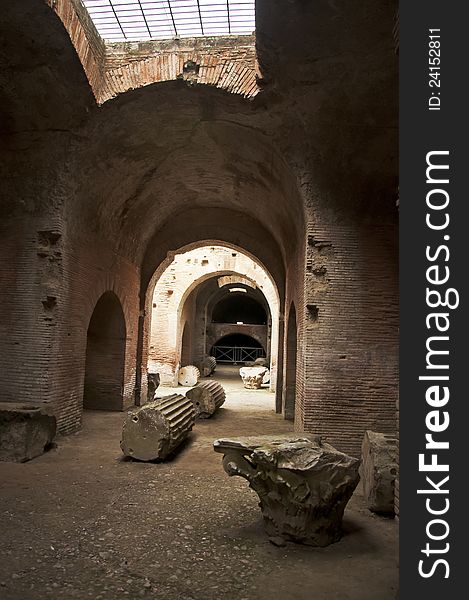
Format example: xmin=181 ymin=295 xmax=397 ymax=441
xmin=82 ymin=0 xmax=256 ymax=42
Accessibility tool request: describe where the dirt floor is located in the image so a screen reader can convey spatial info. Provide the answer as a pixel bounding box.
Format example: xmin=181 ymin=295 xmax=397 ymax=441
xmin=0 ymin=366 xmax=398 ymax=600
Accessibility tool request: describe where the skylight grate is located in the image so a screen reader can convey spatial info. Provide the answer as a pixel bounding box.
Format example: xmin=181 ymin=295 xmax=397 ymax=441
xmin=82 ymin=0 xmax=256 ymax=42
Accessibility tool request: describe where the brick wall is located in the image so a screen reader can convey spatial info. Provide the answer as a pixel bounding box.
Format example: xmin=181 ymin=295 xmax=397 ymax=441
xmin=180 ymin=321 xmax=193 ymax=367
xmin=43 ymin=209 xmax=141 ymax=433
xmin=3 ymin=0 xmax=398 ymax=455
xmin=297 ymin=213 xmax=398 ymax=457
xmin=284 ymin=304 xmax=297 ymax=420
xmin=281 ymin=243 xmax=306 ymax=419
xmin=0 ymin=222 xmax=60 ymax=406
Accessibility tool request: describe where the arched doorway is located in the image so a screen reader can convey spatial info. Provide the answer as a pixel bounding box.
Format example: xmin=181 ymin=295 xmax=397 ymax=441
xmin=83 ymin=292 xmax=126 ymax=410
xmin=146 ymin=244 xmax=280 ymax=390
xmin=210 ymin=333 xmax=265 ymax=364
xmin=284 ymin=304 xmax=297 ymax=420
xmin=180 ymin=321 xmax=192 ymax=366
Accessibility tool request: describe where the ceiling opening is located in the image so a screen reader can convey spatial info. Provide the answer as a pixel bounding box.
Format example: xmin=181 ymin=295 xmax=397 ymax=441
xmin=82 ymin=0 xmax=256 ymax=42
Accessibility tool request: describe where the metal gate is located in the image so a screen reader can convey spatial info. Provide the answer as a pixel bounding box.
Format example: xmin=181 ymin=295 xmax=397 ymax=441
xmin=212 ymin=346 xmax=265 ymax=364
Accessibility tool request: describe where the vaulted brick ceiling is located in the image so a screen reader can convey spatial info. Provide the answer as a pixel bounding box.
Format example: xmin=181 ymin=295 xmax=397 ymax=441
xmin=1 ymin=0 xmax=397 ymax=293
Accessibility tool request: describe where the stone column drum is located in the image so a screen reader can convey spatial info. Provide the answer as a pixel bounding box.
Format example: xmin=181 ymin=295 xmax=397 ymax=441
xmin=214 ymin=435 xmax=360 ymax=546
xmin=178 ymin=365 xmax=200 ymax=387
xmin=197 ymin=356 xmax=217 ymax=377
xmin=186 ymin=380 xmax=226 ymax=419
xmin=121 ymin=394 xmax=195 ymax=461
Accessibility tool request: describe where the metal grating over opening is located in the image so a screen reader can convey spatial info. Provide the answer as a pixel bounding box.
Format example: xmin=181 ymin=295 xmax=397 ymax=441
xmin=82 ymin=1 xmax=256 ymax=42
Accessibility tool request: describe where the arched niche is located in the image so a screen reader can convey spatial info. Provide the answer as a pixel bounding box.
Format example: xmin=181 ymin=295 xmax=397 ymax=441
xmin=284 ymin=303 xmax=297 ymax=420
xmin=83 ymin=291 xmax=126 ymax=411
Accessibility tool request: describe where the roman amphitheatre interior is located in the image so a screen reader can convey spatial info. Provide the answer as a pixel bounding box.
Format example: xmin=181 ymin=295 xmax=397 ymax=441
xmin=0 ymin=1 xmax=399 ymax=599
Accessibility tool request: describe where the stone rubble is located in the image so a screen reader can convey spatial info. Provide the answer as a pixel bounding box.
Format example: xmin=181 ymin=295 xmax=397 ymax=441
xmin=0 ymin=402 xmax=56 ymax=462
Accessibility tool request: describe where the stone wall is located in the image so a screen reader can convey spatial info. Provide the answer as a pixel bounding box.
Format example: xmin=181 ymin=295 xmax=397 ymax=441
xmin=298 ymin=215 xmax=398 ymax=456
xmin=44 ymin=230 xmax=140 ymax=434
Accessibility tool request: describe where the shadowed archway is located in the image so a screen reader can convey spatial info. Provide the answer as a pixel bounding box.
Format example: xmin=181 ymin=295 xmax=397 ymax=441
xmin=284 ymin=303 xmax=297 ymax=420
xmin=180 ymin=321 xmax=192 ymax=367
xmin=84 ymin=291 xmax=126 ymax=411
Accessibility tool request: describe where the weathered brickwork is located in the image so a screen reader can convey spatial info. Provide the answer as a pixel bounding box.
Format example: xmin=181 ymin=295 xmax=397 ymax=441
xmin=298 ymin=217 xmax=398 ymax=457
xmin=54 ymin=233 xmax=140 ymax=434
xmin=282 ymin=244 xmax=307 ymax=420
xmin=395 ymin=392 xmax=400 ymax=517
xmin=148 ymin=245 xmax=278 ymax=386
xmin=2 ymin=1 xmax=398 ymax=464
xmin=102 ymin=37 xmax=258 ymax=101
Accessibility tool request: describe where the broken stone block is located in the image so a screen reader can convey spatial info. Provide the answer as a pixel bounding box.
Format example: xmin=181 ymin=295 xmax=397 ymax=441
xmin=254 ymin=357 xmax=269 ymax=367
xmin=360 ymin=430 xmax=398 ymax=515
xmin=239 ymin=366 xmax=268 ymax=389
xmin=214 ymin=435 xmax=360 ymax=546
xmin=121 ymin=394 xmax=196 ymax=461
xmin=0 ymin=402 xmax=56 ymax=462
xmin=262 ymin=369 xmax=270 ymax=385
xmin=178 ymin=365 xmax=200 ymax=387
xmin=186 ymin=380 xmax=226 ymax=419
xmin=147 ymin=372 xmax=160 ymax=402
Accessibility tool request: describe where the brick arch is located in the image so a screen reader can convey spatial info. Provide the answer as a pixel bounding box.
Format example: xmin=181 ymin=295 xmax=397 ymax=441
xmin=147 ymin=244 xmax=280 ymax=390
xmin=79 ymin=280 xmax=137 ymax=416
xmin=47 ymin=0 xmax=259 ymax=104
xmin=146 ymin=239 xmax=279 ymax=305
xmin=81 ymin=277 xmax=134 ymax=335
xmin=143 ymin=238 xmax=280 ymax=383
xmin=101 ymin=42 xmax=259 ymax=103
xmin=174 ymin=263 xmax=279 ymax=391
xmin=217 ymin=275 xmax=257 ymax=289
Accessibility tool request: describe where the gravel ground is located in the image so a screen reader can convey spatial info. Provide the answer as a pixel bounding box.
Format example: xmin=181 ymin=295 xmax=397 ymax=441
xmin=0 ymin=367 xmax=398 ymax=600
